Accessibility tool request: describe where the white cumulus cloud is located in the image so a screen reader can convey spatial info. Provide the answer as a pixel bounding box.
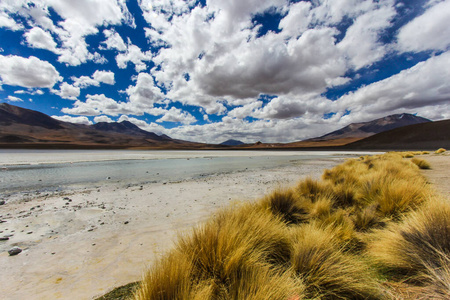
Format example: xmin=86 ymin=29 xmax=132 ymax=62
xmin=336 ymin=51 xmax=450 ymax=121
xmin=0 ymin=55 xmax=61 ymax=88
xmin=51 ymin=115 xmax=93 ymax=125
xmin=7 ymin=95 xmax=24 ymax=102
xmin=24 ymin=27 xmax=58 ymax=52
xmin=53 ymin=82 xmax=80 ymax=100
xmin=94 ymin=115 xmax=115 ymax=123
xmin=156 ymin=107 xmax=197 ymax=124
xmin=397 ymin=0 xmax=450 ymax=53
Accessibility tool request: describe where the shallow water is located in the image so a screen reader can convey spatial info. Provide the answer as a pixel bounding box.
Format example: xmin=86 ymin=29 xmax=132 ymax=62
xmin=0 ymin=150 xmax=370 ymax=195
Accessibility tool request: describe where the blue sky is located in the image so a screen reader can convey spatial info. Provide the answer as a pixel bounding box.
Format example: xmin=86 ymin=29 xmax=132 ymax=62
xmin=0 ymin=0 xmax=449 ymax=143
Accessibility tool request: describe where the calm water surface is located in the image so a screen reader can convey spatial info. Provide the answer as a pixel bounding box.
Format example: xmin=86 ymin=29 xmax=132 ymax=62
xmin=0 ymin=150 xmax=368 ymax=195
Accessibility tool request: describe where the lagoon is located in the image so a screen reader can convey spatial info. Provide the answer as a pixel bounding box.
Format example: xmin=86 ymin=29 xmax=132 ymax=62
xmin=0 ymin=149 xmax=375 ymax=196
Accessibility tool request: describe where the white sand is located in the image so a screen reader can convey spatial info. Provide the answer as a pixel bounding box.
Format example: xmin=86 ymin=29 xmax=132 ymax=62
xmin=0 ymin=157 xmax=345 ymax=300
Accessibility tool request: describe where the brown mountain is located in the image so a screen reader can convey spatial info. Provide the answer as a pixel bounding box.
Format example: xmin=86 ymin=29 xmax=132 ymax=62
xmin=285 ymin=113 xmax=431 ymax=147
xmin=309 ymin=113 xmax=430 ymax=141
xmin=344 ymin=119 xmax=450 ymax=150
xmin=0 ymin=103 xmax=203 ymax=149
xmin=92 ymin=121 xmax=171 ymax=141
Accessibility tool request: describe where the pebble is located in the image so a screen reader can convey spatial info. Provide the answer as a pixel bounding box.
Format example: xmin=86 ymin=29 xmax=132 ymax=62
xmin=8 ymin=247 xmax=22 ymax=256
xmin=124 ymin=221 xmax=129 ymax=225
xmin=0 ymin=237 xmax=9 ymax=241
xmin=0 ymin=200 xmax=5 ymax=205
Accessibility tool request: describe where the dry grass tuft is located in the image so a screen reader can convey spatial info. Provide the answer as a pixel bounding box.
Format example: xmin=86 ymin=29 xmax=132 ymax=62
xmin=419 ymin=254 xmax=450 ymax=299
xmin=368 ymin=199 xmax=450 ymax=282
xmin=261 ymin=189 xmax=309 ymax=225
xmin=352 ymin=204 xmax=384 ymax=232
xmin=411 ymin=158 xmax=431 ymax=169
xmin=134 ymin=253 xmax=194 ymax=300
xmin=290 ymin=223 xmax=382 ymax=299
xmin=403 ymin=152 xmax=415 ymax=158
xmin=435 ymin=148 xmax=446 ymax=154
xmin=309 ymin=196 xmax=333 ymax=219
xmin=295 ymin=177 xmax=331 ymax=202
xmin=374 ymin=178 xmax=427 ymax=219
xmin=177 ymin=204 xmax=292 ymax=280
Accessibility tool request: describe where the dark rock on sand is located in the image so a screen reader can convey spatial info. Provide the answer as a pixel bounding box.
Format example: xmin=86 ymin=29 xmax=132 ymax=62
xmin=8 ymin=247 xmax=22 ymax=256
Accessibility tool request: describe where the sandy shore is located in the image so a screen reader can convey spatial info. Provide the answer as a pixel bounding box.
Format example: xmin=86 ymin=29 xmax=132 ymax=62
xmin=420 ymin=154 xmax=450 ymax=198
xmin=0 ymin=156 xmax=344 ymax=300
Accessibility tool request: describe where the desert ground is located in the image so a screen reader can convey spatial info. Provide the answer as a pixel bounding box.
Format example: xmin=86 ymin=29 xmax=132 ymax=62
xmin=1 ymin=156 xmax=347 ymax=300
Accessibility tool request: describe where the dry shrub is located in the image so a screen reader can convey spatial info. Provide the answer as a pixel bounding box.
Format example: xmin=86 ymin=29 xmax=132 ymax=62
xmin=403 ymin=153 xmax=415 ymax=158
xmin=309 ymin=196 xmax=333 ymax=219
xmin=314 ymin=209 xmax=362 ymax=252
xmin=135 ymin=203 xmax=298 ymax=300
xmin=435 ymin=148 xmax=446 ymax=154
xmin=331 ymin=183 xmax=357 ymax=208
xmin=411 ymin=158 xmax=431 ymax=169
xmin=322 ymin=159 xmax=368 ymax=186
xmin=374 ymin=178 xmax=427 ymax=219
xmin=261 ymin=189 xmax=309 ymax=225
xmin=368 ymin=199 xmax=450 ymax=281
xmin=177 ymin=204 xmax=291 ymax=280
xmin=352 ymin=204 xmax=384 ymax=232
xmin=296 ymin=177 xmax=331 ymax=202
xmin=290 ymin=223 xmax=382 ymax=299
xmin=419 ymin=254 xmax=450 ymax=300
xmin=188 ymin=266 xmax=305 ymax=300
xmin=134 ymin=253 xmax=194 ymax=300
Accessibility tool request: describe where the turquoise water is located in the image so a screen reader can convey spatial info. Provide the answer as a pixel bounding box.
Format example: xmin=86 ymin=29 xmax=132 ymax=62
xmin=0 ymin=150 xmax=365 ymax=195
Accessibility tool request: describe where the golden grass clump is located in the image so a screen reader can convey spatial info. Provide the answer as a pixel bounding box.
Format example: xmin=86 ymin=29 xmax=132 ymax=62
xmin=177 ymin=203 xmax=292 ymax=278
xmin=368 ymin=199 xmax=450 ymax=282
xmin=134 ymin=253 xmax=194 ymax=300
xmin=411 ymin=157 xmax=431 ymax=169
xmin=373 ymin=178 xmax=428 ymax=219
xmin=295 ymin=177 xmax=331 ymax=202
xmin=261 ymin=189 xmax=310 ymax=225
xmin=133 ymin=151 xmax=445 ymax=300
xmin=435 ymin=148 xmax=446 ymax=154
xmin=135 ymin=203 xmax=299 ymax=300
xmin=351 ymin=204 xmax=384 ymax=232
xmin=290 ymin=223 xmax=382 ymax=299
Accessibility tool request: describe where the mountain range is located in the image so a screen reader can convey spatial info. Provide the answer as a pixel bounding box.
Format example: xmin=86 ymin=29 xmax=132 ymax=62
xmin=0 ymin=103 xmax=203 ymax=149
xmin=0 ymin=103 xmax=448 ymax=150
xmin=307 ymin=113 xmax=430 ymax=142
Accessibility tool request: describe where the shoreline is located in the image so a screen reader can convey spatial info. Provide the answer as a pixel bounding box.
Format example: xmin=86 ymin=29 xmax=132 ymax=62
xmin=0 ymin=156 xmax=345 ymax=300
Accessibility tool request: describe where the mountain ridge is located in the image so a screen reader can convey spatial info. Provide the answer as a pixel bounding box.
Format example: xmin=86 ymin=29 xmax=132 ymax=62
xmin=307 ymin=113 xmax=431 ymax=142
xmin=0 ymin=103 xmax=205 ymax=149
xmin=220 ymin=139 xmax=245 ymax=146
xmin=92 ymin=121 xmax=170 ymax=141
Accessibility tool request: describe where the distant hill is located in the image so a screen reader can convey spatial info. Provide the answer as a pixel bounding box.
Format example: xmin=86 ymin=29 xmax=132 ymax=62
xmin=220 ymin=139 xmax=245 ymax=146
xmin=0 ymin=103 xmax=203 ymax=149
xmin=308 ymin=113 xmax=431 ymax=142
xmin=92 ymin=121 xmax=170 ymax=141
xmin=0 ymin=102 xmax=64 ymax=129
xmin=345 ymin=119 xmax=450 ymax=150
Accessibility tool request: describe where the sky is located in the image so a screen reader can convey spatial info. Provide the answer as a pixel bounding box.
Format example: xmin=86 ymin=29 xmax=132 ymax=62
xmin=0 ymin=0 xmax=449 ymax=144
